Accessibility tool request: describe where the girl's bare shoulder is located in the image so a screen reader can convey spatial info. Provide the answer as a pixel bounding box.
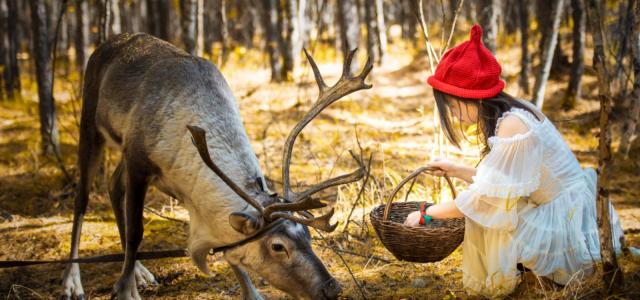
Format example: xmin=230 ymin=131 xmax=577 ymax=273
xmin=496 ymin=114 xmax=530 ymax=138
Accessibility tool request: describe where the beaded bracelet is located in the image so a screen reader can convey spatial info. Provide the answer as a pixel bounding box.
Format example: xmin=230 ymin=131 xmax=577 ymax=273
xmin=416 ymin=202 xmax=432 ymax=225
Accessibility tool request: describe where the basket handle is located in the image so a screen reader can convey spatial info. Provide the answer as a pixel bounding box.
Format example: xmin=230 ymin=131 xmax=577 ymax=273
xmin=382 ymin=166 xmax=457 ymax=221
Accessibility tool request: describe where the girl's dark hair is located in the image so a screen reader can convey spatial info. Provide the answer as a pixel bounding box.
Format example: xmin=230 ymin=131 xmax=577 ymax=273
xmin=433 ymin=89 xmax=541 ymax=158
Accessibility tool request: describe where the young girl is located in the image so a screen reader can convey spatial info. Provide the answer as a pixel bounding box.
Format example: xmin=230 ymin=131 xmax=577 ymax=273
xmin=403 ymin=24 xmax=626 ymax=297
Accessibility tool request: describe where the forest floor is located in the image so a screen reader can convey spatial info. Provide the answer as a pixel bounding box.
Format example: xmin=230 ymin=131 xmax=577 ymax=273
xmin=1 ymin=39 xmax=640 ymax=299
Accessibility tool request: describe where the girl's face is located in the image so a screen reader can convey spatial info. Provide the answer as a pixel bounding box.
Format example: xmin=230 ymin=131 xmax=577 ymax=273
xmin=446 ymin=95 xmax=478 ymax=124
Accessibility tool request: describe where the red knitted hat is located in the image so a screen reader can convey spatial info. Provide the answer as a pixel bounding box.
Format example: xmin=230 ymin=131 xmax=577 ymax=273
xmin=427 ymin=24 xmax=505 ymax=99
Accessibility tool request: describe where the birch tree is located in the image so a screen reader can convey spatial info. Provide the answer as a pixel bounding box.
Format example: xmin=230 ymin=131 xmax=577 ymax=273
xmin=180 ymin=0 xmax=197 ymax=55
xmin=261 ymin=0 xmax=284 ymax=82
xmin=477 ymin=0 xmax=499 ymax=53
xmin=337 ymin=0 xmax=360 ymax=75
xmin=0 ymin=0 xmax=20 ymax=99
xmin=620 ymin=0 xmax=640 ymax=158
xmin=74 ymin=0 xmax=89 ymax=72
xmin=532 ymin=0 xmax=565 ymax=108
xmin=282 ymin=0 xmax=300 ymax=81
xmin=30 ymin=0 xmax=61 ymax=156
xmin=518 ymin=0 xmax=530 ymax=95
xmin=586 ymin=0 xmax=625 ymax=294
xmin=564 ymin=0 xmax=586 ymax=110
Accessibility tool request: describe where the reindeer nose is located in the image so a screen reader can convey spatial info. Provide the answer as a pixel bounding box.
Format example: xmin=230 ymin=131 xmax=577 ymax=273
xmin=321 ymin=278 xmax=342 ymax=299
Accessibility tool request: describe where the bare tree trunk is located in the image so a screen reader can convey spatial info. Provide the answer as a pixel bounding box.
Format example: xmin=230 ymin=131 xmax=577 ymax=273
xmin=518 ymin=0 xmax=530 ymax=95
xmin=337 ymin=0 xmax=360 ymax=75
xmin=30 ymin=0 xmax=61 ymax=156
xmin=130 ymin=0 xmax=142 ymax=32
xmin=262 ymin=0 xmax=284 ymax=82
xmin=564 ymin=0 xmax=586 ymax=110
xmin=203 ymin=0 xmax=213 ymax=55
xmin=147 ymin=0 xmax=170 ymax=40
xmin=180 ymin=0 xmax=197 ymax=55
xmin=218 ymin=0 xmax=229 ymax=63
xmin=1 ymin=0 xmax=10 ymax=100
xmin=282 ymin=0 xmax=300 ymax=81
xmin=58 ymin=4 xmax=70 ymax=68
xmin=585 ymin=0 xmax=625 ymax=295
xmin=7 ymin=0 xmax=19 ymax=95
xmin=532 ymin=0 xmax=565 ymax=108
xmin=196 ymin=0 xmax=203 ymax=56
xmin=401 ymin=0 xmax=416 ymax=41
xmin=374 ymin=0 xmax=387 ymax=63
xmin=503 ymin=0 xmax=518 ymax=35
xmin=109 ymin=0 xmax=120 ymax=35
xmin=74 ymin=0 xmax=89 ymax=72
xmin=98 ymin=0 xmax=110 ymax=43
xmin=620 ymin=0 xmax=640 ymax=159
xmin=1 ymin=0 xmax=20 ymax=99
xmin=158 ymin=0 xmax=170 ymax=40
xmin=297 ymin=0 xmax=307 ymax=49
xmin=146 ymin=0 xmax=158 ymax=36
xmin=613 ymin=0 xmax=634 ymax=97
xmin=477 ymin=0 xmax=499 ymax=54
xmin=180 ymin=0 xmax=204 ymax=56
xmin=364 ymin=0 xmax=380 ymax=64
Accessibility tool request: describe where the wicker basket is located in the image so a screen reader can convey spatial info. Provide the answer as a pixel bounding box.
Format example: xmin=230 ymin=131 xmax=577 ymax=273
xmin=370 ymin=167 xmax=465 ymax=263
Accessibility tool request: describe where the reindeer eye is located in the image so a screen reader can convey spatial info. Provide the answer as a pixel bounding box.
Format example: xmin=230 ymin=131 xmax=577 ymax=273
xmin=271 ymin=243 xmax=285 ymax=252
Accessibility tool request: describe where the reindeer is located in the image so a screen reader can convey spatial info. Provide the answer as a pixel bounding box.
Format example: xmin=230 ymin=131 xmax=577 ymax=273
xmin=60 ymin=33 xmax=372 ymax=300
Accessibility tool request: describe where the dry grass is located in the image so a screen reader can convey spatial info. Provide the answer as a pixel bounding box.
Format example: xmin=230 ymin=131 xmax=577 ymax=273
xmin=1 ymin=39 xmax=639 ymax=299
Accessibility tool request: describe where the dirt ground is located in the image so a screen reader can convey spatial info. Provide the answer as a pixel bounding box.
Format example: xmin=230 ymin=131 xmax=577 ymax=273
xmin=1 ymin=39 xmax=640 ymax=299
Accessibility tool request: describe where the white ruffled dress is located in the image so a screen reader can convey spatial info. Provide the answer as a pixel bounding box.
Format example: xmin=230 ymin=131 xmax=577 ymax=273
xmin=454 ymin=107 xmax=625 ymax=298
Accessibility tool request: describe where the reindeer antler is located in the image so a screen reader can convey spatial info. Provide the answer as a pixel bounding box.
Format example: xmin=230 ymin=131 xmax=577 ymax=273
xmin=282 ymin=48 xmax=372 ymax=200
xmin=187 ymin=125 xmax=265 ymax=214
xmin=187 ymin=48 xmax=372 ymax=233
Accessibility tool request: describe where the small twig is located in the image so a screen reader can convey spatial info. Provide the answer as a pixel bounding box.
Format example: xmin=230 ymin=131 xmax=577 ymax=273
xmin=314 ymin=230 xmax=368 ymax=299
xmin=314 ymin=243 xmax=390 ymax=264
xmin=440 ymin=0 xmax=465 ymax=56
xmin=414 ymin=0 xmax=437 ymax=73
xmin=403 ymin=176 xmax=418 ymax=202
xmin=342 ymin=153 xmax=373 ymax=233
xmin=7 ymin=284 xmax=44 ymax=300
xmin=439 ymin=0 xmax=446 ymax=48
xmin=144 ymin=206 xmax=188 ymax=225
xmin=260 ymin=115 xmax=275 ymax=176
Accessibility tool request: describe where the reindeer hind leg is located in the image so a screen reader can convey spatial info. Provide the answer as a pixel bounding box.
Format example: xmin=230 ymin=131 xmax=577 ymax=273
xmin=109 ymin=160 xmax=157 ymax=290
xmin=61 ymin=122 xmax=105 ymax=300
xmin=113 ymin=155 xmax=151 ymax=300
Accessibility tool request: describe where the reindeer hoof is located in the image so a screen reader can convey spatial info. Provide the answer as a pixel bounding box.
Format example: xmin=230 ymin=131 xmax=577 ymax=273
xmin=113 ymin=274 xmax=142 ymax=300
xmin=61 ymin=263 xmax=85 ymax=300
xmin=134 ymin=261 xmax=158 ymax=288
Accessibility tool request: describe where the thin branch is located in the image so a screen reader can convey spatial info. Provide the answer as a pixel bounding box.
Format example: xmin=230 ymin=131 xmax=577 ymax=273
xmin=342 ymin=153 xmax=373 ymax=233
xmin=314 ymin=243 xmax=390 ymax=263
xmin=440 ymin=0 xmax=465 ymax=56
xmin=314 ymin=229 xmax=368 ymax=299
xmin=144 ymin=206 xmax=188 ymax=225
xmin=403 ymin=176 xmax=418 ymax=202
xmin=414 ymin=0 xmax=438 ymax=73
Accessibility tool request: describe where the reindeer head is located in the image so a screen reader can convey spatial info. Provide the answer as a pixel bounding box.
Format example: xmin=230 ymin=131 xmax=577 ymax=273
xmin=186 ymin=48 xmax=372 ymax=299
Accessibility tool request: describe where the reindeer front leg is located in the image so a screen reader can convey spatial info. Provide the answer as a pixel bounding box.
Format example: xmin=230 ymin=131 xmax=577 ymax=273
xmin=113 ymin=161 xmax=149 ymax=300
xmin=109 ymin=160 xmax=157 ymax=289
xmin=229 ymin=263 xmax=264 ymax=300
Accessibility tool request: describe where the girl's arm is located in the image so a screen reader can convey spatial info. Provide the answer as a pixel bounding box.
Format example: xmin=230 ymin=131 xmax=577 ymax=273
xmin=403 ymin=201 xmax=464 ymax=226
xmin=427 ymin=158 xmax=476 ymax=183
xmin=425 ymin=201 xmax=464 ymax=218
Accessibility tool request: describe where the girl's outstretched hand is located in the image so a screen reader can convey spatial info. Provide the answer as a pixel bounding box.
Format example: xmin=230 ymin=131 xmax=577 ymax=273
xmin=426 ymin=158 xmax=460 ymax=177
xmin=403 ymin=210 xmax=422 ymax=227
xmin=427 ymin=158 xmax=476 ymax=183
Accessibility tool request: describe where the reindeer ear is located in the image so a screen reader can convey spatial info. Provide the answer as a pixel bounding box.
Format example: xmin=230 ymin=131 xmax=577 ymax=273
xmin=229 ymin=211 xmax=263 ymax=235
